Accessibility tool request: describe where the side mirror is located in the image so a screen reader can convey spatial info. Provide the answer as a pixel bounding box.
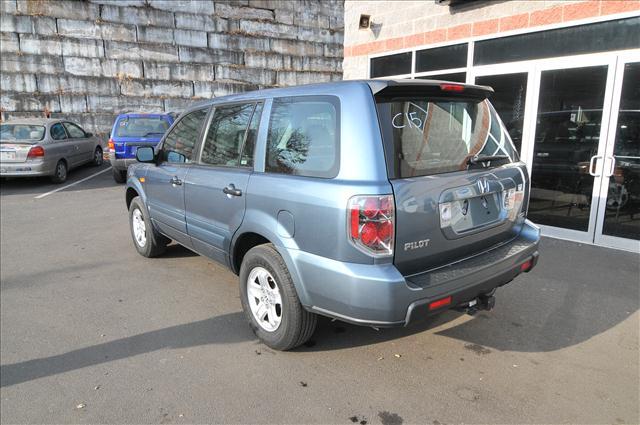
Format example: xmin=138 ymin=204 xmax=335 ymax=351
xmin=136 ymin=146 xmax=155 ymax=163
xmin=85 ymin=132 xmax=93 ymax=138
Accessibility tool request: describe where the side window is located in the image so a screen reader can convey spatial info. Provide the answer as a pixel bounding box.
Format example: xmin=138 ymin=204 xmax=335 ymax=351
xmin=62 ymin=122 xmax=87 ymax=138
xmin=50 ymin=123 xmax=67 ymax=141
xmin=241 ymin=103 xmax=263 ymax=167
xmin=266 ymin=97 xmax=339 ymax=178
xmin=201 ymin=103 xmax=255 ymax=167
xmin=161 ymin=108 xmax=208 ymax=164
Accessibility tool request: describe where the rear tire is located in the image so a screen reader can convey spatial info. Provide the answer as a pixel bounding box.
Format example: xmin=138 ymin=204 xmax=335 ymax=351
xmin=93 ymin=146 xmax=103 ymax=166
xmin=50 ymin=160 xmax=67 ymax=184
xmin=113 ymin=168 xmax=127 ymax=184
xmin=239 ymin=244 xmax=317 ymax=351
xmin=128 ymin=196 xmax=167 ymax=257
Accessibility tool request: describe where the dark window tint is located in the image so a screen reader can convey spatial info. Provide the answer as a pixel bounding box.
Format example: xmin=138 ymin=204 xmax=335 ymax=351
xmin=602 ymin=62 xmax=640 ymax=240
xmin=50 ymin=123 xmax=67 ymax=140
xmin=161 ymin=108 xmax=208 ymax=164
xmin=476 ymin=73 xmax=527 ymax=154
xmin=376 ymin=98 xmax=518 ymax=178
xmin=115 ymin=117 xmax=170 ymax=138
xmin=415 ymin=43 xmax=467 ymax=73
xmin=474 ymin=17 xmax=640 ymax=66
xmin=63 ymin=122 xmax=86 ymax=138
xmin=416 ymin=72 xmax=466 ymax=83
xmin=266 ymin=96 xmax=339 ymax=179
xmin=529 ymin=66 xmax=607 ymax=231
xmin=201 ymin=103 xmax=254 ymax=167
xmin=242 ymin=103 xmax=263 ymax=167
xmin=370 ymin=52 xmax=412 ymax=78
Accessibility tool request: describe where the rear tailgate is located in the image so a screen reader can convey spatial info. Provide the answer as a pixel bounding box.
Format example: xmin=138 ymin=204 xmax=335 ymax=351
xmin=373 ymin=81 xmax=529 ymax=276
xmin=113 ymin=137 xmax=161 ymax=159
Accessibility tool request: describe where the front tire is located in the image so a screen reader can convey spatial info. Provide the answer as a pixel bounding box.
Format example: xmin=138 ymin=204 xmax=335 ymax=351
xmin=50 ymin=160 xmax=67 ymax=183
xmin=113 ymin=168 xmax=127 ymax=183
xmin=239 ymin=244 xmax=317 ymax=351
xmin=128 ymin=196 xmax=167 ymax=257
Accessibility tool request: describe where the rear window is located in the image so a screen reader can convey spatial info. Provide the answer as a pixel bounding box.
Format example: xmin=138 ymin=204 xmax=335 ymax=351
xmin=376 ymin=98 xmax=518 ymax=178
xmin=265 ymin=96 xmax=339 ymax=179
xmin=115 ymin=117 xmax=170 ymax=138
xmin=0 ymin=124 xmax=45 ymax=143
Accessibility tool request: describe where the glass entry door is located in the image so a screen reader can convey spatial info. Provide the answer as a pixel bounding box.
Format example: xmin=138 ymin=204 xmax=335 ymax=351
xmin=594 ymin=56 xmax=640 ymax=251
xmin=528 ymin=64 xmax=610 ymax=234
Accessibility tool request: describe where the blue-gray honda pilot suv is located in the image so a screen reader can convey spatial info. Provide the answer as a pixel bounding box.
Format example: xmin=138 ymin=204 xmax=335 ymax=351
xmin=125 ymin=80 xmax=540 ymax=350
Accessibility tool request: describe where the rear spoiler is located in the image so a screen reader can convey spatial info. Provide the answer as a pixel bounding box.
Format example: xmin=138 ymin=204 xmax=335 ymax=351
xmin=368 ymin=79 xmax=493 ymax=100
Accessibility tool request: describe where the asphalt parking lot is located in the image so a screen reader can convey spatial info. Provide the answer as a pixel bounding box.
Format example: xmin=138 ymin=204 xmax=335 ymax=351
xmin=1 ymin=165 xmax=638 ymax=424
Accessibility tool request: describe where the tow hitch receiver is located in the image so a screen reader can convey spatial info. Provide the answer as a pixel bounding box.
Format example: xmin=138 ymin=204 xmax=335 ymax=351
xmin=455 ymin=294 xmax=496 ymax=316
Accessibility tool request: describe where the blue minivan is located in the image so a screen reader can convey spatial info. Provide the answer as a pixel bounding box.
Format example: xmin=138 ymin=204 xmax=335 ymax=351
xmin=108 ymin=113 xmax=174 ymax=183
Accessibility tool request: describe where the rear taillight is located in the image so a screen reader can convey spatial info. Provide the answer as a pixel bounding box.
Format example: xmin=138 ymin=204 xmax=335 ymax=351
xmin=107 ymin=138 xmax=115 ymax=152
xmin=440 ymin=83 xmax=465 ymax=92
xmin=27 ymin=146 xmax=44 ymax=159
xmin=348 ymin=194 xmax=394 ymax=256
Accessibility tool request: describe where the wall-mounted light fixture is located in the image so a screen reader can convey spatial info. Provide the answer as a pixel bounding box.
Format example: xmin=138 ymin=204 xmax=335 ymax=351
xmin=358 ymin=14 xmax=371 ymax=30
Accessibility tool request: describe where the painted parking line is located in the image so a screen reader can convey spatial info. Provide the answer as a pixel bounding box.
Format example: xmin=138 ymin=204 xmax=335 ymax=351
xmin=34 ymin=167 xmax=112 ymax=199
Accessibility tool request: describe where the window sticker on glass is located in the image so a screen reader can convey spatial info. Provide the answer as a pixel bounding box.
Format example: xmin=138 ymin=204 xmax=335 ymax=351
xmin=392 ymin=103 xmax=428 ymax=132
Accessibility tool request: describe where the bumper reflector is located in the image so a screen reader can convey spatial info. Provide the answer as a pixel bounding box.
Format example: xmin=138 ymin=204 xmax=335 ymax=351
xmin=428 ymin=296 xmax=452 ymax=311
xmin=520 ymin=259 xmax=533 ymax=272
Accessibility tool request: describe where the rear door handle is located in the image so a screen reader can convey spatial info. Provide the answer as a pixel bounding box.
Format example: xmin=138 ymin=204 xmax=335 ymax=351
xmin=223 ymin=184 xmax=242 ymax=197
xmin=170 ymin=176 xmax=182 ymax=186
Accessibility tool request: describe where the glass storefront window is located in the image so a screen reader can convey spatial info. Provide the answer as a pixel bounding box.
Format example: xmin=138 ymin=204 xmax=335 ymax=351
xmin=474 ymin=17 xmax=640 ymax=66
xmin=370 ymin=52 xmax=412 ymax=78
xmin=416 ymin=72 xmax=466 ymax=83
xmin=475 ymin=73 xmax=527 ymax=154
xmin=415 ymin=43 xmax=467 ymax=73
xmin=528 ymin=66 xmax=608 ymax=231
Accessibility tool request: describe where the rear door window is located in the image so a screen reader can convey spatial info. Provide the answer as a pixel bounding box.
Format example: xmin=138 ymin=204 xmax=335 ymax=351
xmin=265 ymin=96 xmax=339 ymax=178
xmin=376 ymin=98 xmax=518 ymax=178
xmin=161 ymin=108 xmax=208 ymax=164
xmin=200 ymin=103 xmax=256 ymax=167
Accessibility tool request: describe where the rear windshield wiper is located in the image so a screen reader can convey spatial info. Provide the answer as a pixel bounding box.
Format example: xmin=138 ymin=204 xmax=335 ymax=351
xmin=467 ymin=154 xmax=510 ymax=167
xmin=142 ymin=132 xmax=165 ymax=137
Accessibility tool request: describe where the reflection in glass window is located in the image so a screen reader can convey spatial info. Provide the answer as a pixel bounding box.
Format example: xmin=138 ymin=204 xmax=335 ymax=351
xmin=415 ymin=43 xmax=467 ymax=73
xmin=529 ymin=66 xmax=607 ymax=231
xmin=63 ymin=122 xmax=86 ymax=138
xmin=162 ymin=108 xmax=208 ymax=164
xmin=476 ymin=73 xmax=527 ymax=154
xmin=115 ymin=117 xmax=169 ymax=138
xmin=266 ymin=97 xmax=339 ymax=178
xmin=603 ymin=62 xmax=640 ymax=240
xmin=416 ymin=72 xmax=466 ymax=83
xmin=50 ymin=123 xmax=67 ymax=141
xmin=0 ymin=124 xmax=45 ymax=142
xmin=242 ymin=103 xmax=263 ymax=167
xmin=370 ymin=52 xmax=412 ymax=78
xmin=376 ymin=98 xmax=518 ymax=178
xmin=201 ymin=103 xmax=254 ymax=167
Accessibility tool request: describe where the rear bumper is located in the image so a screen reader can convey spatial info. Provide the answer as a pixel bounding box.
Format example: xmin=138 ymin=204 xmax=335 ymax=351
xmin=0 ymin=160 xmax=53 ymax=177
xmin=108 ymin=154 xmax=136 ymax=171
xmin=284 ymin=220 xmax=540 ymax=327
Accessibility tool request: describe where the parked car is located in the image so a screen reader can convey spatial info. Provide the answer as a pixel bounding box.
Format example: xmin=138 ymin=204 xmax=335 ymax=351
xmin=125 ymin=80 xmax=540 ymax=350
xmin=107 ymin=113 xmax=174 ymax=183
xmin=0 ymin=118 xmax=103 ymax=183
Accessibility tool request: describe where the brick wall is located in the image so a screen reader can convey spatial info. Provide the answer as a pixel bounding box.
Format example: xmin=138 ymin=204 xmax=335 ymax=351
xmin=0 ymin=0 xmax=344 ymax=139
xmin=343 ymin=0 xmax=640 ymax=79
